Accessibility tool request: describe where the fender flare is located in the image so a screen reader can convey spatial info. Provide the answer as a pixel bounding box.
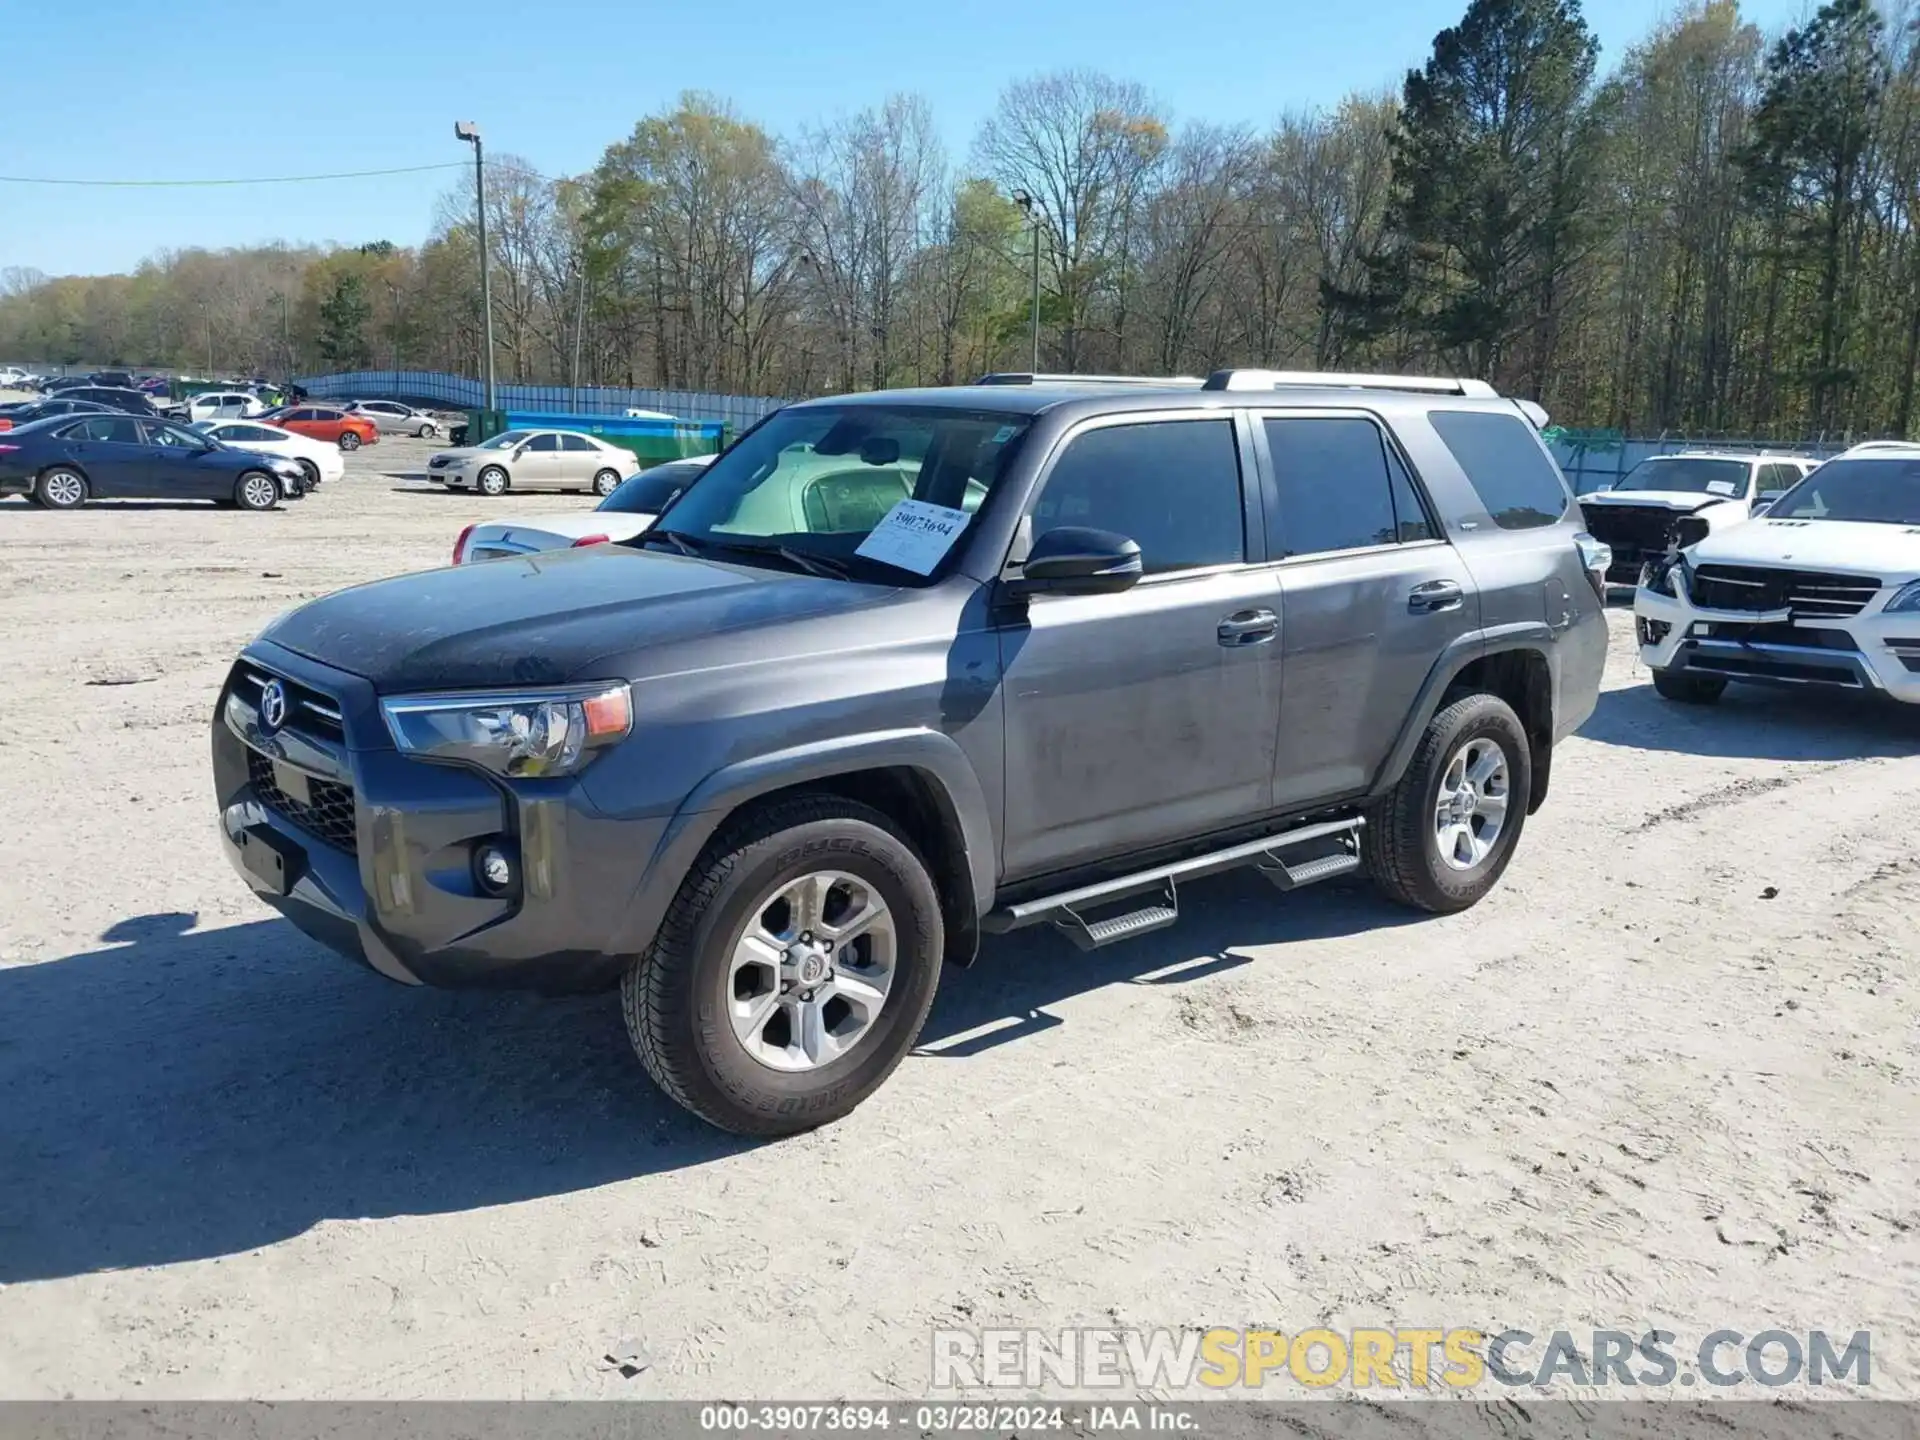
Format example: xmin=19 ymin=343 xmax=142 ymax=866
xmin=1367 ymin=624 xmax=1556 ymax=801
xmin=611 ymin=728 xmax=997 ymax=956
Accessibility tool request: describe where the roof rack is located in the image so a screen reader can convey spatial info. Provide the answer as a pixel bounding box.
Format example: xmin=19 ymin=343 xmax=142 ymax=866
xmin=1202 ymin=368 xmax=1499 ymax=398
xmin=974 ymin=372 xmax=1203 ymax=387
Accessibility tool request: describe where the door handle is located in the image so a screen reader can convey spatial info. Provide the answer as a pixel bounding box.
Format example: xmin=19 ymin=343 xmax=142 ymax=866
xmin=1408 ymin=580 xmax=1464 ymax=614
xmin=1217 ymin=608 xmax=1279 ymax=646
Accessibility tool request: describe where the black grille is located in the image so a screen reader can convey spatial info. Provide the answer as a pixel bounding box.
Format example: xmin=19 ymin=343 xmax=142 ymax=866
xmin=1690 ymin=621 xmax=1860 ymax=651
xmin=1689 ymin=565 xmax=1880 ymax=618
xmin=1580 ymin=503 xmax=1683 ymax=557
xmin=248 ymin=749 xmax=359 ymax=854
xmin=230 ymin=665 xmax=345 ymax=742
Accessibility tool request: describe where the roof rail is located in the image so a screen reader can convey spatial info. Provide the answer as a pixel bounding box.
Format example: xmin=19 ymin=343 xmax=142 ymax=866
xmin=974 ymin=372 xmax=1203 ymax=387
xmin=1202 ymin=368 xmax=1500 ymax=399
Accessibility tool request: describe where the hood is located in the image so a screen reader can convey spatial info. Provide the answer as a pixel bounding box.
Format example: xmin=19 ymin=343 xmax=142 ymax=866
xmin=1689 ymin=518 xmax=1920 ymax=579
xmin=429 ymin=445 xmax=500 ymax=464
xmin=1581 ymin=490 xmax=1737 ymax=513
xmin=260 ymin=543 xmax=899 ymax=692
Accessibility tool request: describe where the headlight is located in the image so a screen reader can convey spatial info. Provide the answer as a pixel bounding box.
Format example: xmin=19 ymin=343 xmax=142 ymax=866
xmin=1885 ymin=580 xmax=1920 ymax=613
xmin=1640 ymin=553 xmax=1682 ymax=597
xmin=380 ymin=684 xmax=632 ymax=777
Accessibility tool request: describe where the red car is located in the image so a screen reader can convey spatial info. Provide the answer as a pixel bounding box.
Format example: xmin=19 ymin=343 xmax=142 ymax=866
xmin=265 ymin=405 xmax=379 ymax=451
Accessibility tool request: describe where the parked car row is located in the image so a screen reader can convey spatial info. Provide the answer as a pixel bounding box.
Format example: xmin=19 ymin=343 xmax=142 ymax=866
xmin=0 ymin=412 xmax=310 ymax=510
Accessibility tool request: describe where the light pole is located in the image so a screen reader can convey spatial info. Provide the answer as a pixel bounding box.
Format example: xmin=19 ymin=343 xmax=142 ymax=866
xmin=454 ymin=120 xmax=497 ymax=411
xmin=1012 ymin=189 xmax=1040 ymax=373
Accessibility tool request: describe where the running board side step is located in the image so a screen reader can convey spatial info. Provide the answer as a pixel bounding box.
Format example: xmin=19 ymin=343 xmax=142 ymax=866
xmin=984 ymin=816 xmax=1365 ymax=951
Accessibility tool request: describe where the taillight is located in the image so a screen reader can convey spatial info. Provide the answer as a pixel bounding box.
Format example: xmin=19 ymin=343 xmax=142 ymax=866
xmin=1574 ymin=532 xmax=1612 ymax=600
xmin=453 ymin=523 xmax=476 ymax=564
xmin=571 ymin=534 xmax=611 ymax=548
xmin=0 ymin=420 xmax=12 ymax=432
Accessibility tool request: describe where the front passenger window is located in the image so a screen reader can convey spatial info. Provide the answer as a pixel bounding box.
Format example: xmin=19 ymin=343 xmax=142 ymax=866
xmin=1029 ymin=419 xmax=1245 ymax=575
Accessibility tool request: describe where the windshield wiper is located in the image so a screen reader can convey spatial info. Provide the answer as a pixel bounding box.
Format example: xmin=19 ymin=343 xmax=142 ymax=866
xmin=641 ymin=529 xmax=850 ymax=579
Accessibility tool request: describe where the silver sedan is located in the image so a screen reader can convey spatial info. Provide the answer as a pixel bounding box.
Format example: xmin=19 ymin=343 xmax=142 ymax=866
xmin=425 ymin=428 xmax=642 ymax=496
xmin=346 ymin=400 xmax=444 ymax=438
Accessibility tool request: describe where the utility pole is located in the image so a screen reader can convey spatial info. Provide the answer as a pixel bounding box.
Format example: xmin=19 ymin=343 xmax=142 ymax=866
xmin=1012 ymin=190 xmax=1040 ymax=372
xmin=455 ymin=121 xmax=497 ymax=411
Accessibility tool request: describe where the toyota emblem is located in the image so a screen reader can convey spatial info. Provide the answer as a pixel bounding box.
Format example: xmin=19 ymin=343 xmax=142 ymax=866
xmin=259 ymin=679 xmax=289 ymax=733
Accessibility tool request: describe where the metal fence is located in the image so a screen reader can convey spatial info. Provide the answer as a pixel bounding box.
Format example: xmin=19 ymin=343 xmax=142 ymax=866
xmin=295 ymin=370 xmax=789 ymax=431
xmin=1545 ymin=431 xmax=1851 ymax=494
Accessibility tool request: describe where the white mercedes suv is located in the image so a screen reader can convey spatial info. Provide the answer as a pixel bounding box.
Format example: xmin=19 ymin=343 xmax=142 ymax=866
xmin=1634 ymin=441 xmax=1920 ymax=704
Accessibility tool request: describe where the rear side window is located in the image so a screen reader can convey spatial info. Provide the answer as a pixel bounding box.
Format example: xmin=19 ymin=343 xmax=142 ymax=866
xmin=1428 ymin=410 xmax=1569 ymax=529
xmin=1031 ymin=418 xmax=1245 ymax=575
xmin=560 ymin=433 xmax=597 ymax=452
xmin=1262 ymin=416 xmax=1433 ymax=557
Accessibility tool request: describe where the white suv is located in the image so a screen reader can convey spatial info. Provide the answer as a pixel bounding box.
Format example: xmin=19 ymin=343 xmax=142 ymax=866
xmin=1635 ymin=441 xmax=1920 ymax=704
xmin=1580 ymin=450 xmax=1819 ymax=586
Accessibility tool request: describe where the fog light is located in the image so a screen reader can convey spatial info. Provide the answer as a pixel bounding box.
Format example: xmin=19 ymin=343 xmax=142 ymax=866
xmin=476 ymin=843 xmax=515 ymax=894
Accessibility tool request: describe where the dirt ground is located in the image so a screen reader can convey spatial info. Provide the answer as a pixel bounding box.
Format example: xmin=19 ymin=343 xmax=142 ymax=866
xmin=0 ymin=433 xmax=1916 ymax=1413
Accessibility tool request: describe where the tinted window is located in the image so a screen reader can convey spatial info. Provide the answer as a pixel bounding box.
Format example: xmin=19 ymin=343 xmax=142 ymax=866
xmin=527 ymin=433 xmax=561 ymax=452
xmin=602 ymin=460 xmax=712 ymax=514
xmin=1263 ymin=416 xmax=1413 ymax=556
xmin=1771 ymin=459 xmax=1920 ymax=525
xmin=560 ymin=433 xmax=597 ymax=452
xmin=227 ymin=425 xmax=282 ymax=441
xmin=1386 ymin=445 xmax=1436 ymax=542
xmin=145 ymin=423 xmax=203 ymax=448
xmin=285 ymin=409 xmax=315 ymax=421
xmin=1429 ymin=410 xmax=1569 ymax=529
xmin=71 ymin=416 xmax=141 ymax=443
xmin=1760 ymin=462 xmax=1802 ymax=493
xmin=1032 ymin=419 xmax=1244 ymax=575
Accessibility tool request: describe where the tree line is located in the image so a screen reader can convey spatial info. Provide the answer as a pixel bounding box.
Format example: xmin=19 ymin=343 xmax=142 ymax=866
xmin=4 ymin=0 xmax=1918 ymax=438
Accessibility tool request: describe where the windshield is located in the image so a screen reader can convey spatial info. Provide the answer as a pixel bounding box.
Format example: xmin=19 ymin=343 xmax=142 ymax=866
xmin=480 ymin=430 xmax=533 ymax=450
xmin=599 ymin=459 xmax=712 ymax=515
xmin=1614 ymin=456 xmax=1749 ymax=495
xmin=652 ymin=404 xmax=1032 ymax=580
xmin=1769 ymin=458 xmax=1920 ymax=525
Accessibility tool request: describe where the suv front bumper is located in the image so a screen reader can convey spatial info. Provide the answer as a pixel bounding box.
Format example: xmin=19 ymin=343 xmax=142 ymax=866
xmin=211 ymin=645 xmax=668 ymax=992
xmin=1635 ymin=581 xmax=1920 ymax=702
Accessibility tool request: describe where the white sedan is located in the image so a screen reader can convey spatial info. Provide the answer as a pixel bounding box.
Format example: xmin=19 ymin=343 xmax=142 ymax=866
xmin=193 ymin=419 xmax=346 ymax=488
xmin=452 ymin=455 xmax=714 ymax=563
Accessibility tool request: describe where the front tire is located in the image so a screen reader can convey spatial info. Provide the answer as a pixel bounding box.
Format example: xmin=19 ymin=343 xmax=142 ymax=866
xmin=622 ymin=796 xmax=945 ymax=1137
xmin=592 ymin=468 xmax=621 ymax=497
xmin=338 ymin=431 xmax=362 ymax=452
xmin=1363 ymin=692 xmax=1532 ymax=915
xmin=476 ymin=466 xmax=509 ymax=496
xmin=416 ymin=422 xmax=438 ymax=439
xmin=235 ymin=471 xmax=280 ymax=511
xmin=295 ymin=458 xmax=321 ymax=489
xmin=36 ymin=467 xmax=87 ymax=509
xmin=1651 ymin=667 xmax=1727 ymax=704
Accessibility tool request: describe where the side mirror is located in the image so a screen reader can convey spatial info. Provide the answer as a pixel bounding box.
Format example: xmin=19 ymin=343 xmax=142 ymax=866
xmin=1009 ymin=525 xmax=1144 ymax=597
xmin=1750 ymin=501 xmax=1774 ymax=519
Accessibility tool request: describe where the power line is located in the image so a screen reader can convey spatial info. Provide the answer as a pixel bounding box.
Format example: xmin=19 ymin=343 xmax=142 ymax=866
xmin=0 ymin=163 xmax=470 ymax=188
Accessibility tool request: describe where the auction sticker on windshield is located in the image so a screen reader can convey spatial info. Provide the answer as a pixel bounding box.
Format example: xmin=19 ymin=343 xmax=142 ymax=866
xmin=856 ymin=499 xmax=971 ymax=575
xmin=1706 ymin=479 xmax=1739 ymax=496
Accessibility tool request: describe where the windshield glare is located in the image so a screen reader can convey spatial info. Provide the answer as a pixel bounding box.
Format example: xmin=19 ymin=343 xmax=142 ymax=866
xmin=1770 ymin=459 xmax=1920 ymax=525
xmin=480 ymin=430 xmax=532 ymax=450
xmin=653 ymin=404 xmax=1032 ymax=579
xmin=1616 ymin=457 xmax=1748 ymax=495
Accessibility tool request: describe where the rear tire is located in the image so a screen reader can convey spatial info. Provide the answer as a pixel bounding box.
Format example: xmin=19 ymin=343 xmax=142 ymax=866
xmin=592 ymin=468 xmax=621 ymax=497
xmin=1363 ymin=692 xmax=1531 ymax=915
xmin=338 ymin=431 xmax=362 ymax=452
xmin=36 ymin=467 xmax=87 ymax=510
xmin=476 ymin=466 xmax=509 ymax=497
xmin=235 ymin=471 xmax=280 ymax=511
xmin=1652 ymin=667 xmax=1727 ymax=704
xmin=622 ymin=796 xmax=945 ymax=1137
xmin=416 ymin=422 xmax=438 ymax=439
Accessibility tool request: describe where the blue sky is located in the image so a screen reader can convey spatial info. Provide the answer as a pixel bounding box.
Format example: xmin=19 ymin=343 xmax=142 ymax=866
xmin=4 ymin=0 xmax=1810 ymax=277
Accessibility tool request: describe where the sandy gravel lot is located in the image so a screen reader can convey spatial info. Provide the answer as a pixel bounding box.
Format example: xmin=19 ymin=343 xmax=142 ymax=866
xmin=0 ymin=434 xmax=1916 ymax=1416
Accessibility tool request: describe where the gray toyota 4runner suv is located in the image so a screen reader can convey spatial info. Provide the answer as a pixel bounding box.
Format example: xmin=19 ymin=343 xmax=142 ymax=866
xmin=213 ymin=369 xmax=1610 ymax=1135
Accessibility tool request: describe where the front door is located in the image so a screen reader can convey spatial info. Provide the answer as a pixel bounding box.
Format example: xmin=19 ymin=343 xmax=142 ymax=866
xmin=143 ymin=420 xmax=232 ymax=500
xmin=998 ymin=414 xmax=1282 ymax=880
xmin=519 ymin=432 xmax=564 ymax=488
xmin=1253 ymin=412 xmax=1479 ymax=809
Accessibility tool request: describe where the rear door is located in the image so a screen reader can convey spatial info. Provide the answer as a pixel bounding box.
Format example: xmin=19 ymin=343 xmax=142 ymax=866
xmin=558 ymin=432 xmax=603 ymax=484
xmin=65 ymin=415 xmax=147 ymax=496
xmin=1253 ymin=411 xmax=1478 ymax=808
xmin=997 ymin=413 xmax=1283 ymax=879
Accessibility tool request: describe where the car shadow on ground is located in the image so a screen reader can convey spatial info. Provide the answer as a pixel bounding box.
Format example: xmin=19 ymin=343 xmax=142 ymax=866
xmin=1580 ymin=680 xmax=1920 ymax=761
xmin=0 ymin=871 xmax=1420 ymax=1283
